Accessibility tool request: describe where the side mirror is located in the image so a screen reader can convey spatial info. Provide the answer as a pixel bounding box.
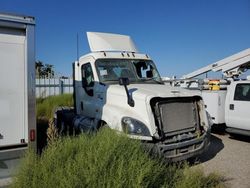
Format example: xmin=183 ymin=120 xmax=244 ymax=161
xmin=87 ymin=89 xmax=94 ymax=96
xmin=119 ymin=77 xmax=130 ymax=86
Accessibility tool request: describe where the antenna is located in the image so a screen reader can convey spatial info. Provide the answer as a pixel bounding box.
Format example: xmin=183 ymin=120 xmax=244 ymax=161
xmin=77 ymin=33 xmax=79 ymax=62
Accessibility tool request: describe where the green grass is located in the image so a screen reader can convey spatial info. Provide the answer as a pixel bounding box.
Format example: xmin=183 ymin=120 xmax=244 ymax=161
xmin=30 ymin=94 xmax=225 ymax=187
xmin=36 ymin=94 xmax=73 ymax=152
xmin=36 ymin=94 xmax=73 ymax=120
xmin=12 ymin=129 xmax=225 ymax=188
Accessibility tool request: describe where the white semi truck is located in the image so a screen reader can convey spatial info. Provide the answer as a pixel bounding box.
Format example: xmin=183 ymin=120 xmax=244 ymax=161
xmin=0 ymin=13 xmax=36 ymax=182
xmin=56 ymin=32 xmax=211 ymax=161
xmin=175 ymin=49 xmax=250 ymax=136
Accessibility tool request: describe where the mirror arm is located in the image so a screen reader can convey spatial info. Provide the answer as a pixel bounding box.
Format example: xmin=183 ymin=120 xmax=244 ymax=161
xmin=119 ymin=77 xmax=134 ymax=107
xmin=124 ymin=84 xmax=134 ymax=107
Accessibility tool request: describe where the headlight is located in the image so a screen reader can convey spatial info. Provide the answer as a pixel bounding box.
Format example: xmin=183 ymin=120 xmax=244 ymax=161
xmin=121 ymin=117 xmax=151 ymax=136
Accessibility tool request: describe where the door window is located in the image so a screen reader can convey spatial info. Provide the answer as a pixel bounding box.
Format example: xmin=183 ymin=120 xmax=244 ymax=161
xmin=234 ymin=83 xmax=250 ymax=101
xmin=81 ymin=63 xmax=94 ymax=96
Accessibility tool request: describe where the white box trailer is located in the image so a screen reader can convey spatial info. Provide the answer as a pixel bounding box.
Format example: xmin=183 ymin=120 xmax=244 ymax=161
xmin=0 ymin=13 xmax=36 ymax=180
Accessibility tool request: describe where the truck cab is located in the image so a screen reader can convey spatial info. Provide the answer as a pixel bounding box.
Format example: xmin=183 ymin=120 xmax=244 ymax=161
xmin=225 ymin=80 xmax=250 ymax=136
xmin=72 ymin=32 xmax=210 ymax=161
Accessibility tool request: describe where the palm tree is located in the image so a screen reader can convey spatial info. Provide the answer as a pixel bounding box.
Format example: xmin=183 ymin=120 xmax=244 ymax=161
xmin=35 ymin=61 xmax=44 ymax=78
xmin=35 ymin=61 xmax=55 ymax=78
xmin=45 ymin=64 xmax=54 ymax=78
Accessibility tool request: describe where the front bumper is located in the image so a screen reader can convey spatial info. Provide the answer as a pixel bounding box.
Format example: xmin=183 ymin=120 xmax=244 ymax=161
xmin=226 ymin=127 xmax=250 ymax=137
xmin=144 ymin=131 xmax=210 ymax=162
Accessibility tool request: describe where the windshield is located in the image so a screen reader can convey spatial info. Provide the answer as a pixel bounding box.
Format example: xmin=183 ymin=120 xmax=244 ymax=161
xmin=96 ymin=59 xmax=162 ymax=84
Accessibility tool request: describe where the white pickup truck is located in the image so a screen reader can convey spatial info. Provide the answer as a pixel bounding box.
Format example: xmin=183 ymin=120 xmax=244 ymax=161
xmin=225 ymin=80 xmax=250 ymax=136
xmin=56 ymin=32 xmax=211 ymax=161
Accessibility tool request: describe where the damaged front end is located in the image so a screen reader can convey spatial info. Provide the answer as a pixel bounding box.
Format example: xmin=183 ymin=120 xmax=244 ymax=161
xmin=147 ymin=96 xmax=210 ymax=161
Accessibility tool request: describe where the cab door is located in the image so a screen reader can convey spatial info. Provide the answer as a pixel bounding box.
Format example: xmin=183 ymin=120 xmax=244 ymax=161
xmin=225 ymin=82 xmax=250 ymax=130
xmin=80 ymin=63 xmax=96 ymax=118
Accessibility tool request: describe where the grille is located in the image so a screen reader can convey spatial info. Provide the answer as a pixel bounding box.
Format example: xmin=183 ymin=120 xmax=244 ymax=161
xmin=156 ymin=100 xmax=198 ymax=135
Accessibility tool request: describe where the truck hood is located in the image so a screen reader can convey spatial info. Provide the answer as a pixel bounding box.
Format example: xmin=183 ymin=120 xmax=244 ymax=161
xmin=100 ymin=83 xmax=203 ymax=139
xmin=107 ymin=83 xmax=201 ymax=100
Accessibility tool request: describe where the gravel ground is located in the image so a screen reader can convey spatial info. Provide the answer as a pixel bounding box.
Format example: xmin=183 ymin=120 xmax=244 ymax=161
xmin=196 ymin=130 xmax=250 ymax=188
xmin=0 ymin=178 xmax=12 ymax=188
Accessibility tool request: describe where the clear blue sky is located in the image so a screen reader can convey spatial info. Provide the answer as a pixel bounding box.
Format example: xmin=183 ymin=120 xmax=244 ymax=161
xmin=1 ymin=0 xmax=250 ymax=77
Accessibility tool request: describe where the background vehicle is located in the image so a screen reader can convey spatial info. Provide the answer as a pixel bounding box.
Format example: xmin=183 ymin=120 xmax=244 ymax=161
xmin=0 ymin=13 xmax=36 ymax=181
xmin=56 ymin=32 xmax=211 ymax=161
xmin=171 ymin=49 xmax=250 ymax=136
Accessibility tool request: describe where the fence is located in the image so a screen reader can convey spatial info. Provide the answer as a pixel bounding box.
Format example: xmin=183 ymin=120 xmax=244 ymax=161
xmin=36 ymin=78 xmax=73 ymax=98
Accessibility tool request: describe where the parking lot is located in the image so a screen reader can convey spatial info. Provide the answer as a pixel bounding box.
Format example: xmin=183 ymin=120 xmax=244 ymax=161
xmin=196 ymin=128 xmax=250 ymax=188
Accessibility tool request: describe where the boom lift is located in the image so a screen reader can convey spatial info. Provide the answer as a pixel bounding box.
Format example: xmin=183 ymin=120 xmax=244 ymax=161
xmin=183 ymin=48 xmax=250 ymax=79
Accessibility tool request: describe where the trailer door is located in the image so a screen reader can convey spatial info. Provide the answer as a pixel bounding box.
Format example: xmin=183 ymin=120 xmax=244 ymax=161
xmin=0 ymin=27 xmax=27 ymax=147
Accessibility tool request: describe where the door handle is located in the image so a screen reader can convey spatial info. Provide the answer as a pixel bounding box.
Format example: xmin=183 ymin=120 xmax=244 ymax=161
xmin=0 ymin=133 xmax=3 ymax=139
xmin=229 ymin=104 xmax=234 ymax=110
